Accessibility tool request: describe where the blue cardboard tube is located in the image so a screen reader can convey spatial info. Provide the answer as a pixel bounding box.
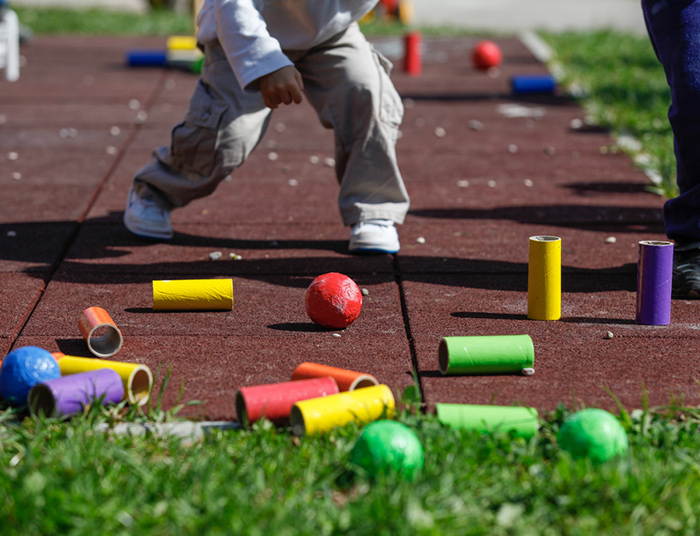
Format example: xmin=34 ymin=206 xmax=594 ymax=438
xmin=511 ymin=74 xmax=556 ymax=94
xmin=126 ymin=50 xmax=168 ymax=67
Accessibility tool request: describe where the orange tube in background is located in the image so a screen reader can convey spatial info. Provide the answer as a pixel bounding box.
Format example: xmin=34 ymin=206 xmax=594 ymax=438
xmin=78 ymin=307 xmax=124 ymax=358
xmin=291 ymin=362 xmax=379 ymax=392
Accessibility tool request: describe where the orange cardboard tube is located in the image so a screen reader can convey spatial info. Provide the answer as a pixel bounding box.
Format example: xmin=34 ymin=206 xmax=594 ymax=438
xmin=291 ymin=362 xmax=378 ymax=392
xmin=78 ymin=307 xmax=124 ymax=358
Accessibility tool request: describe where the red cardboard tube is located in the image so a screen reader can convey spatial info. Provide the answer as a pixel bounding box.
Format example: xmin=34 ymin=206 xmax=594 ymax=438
xmin=291 ymin=362 xmax=379 ymax=392
xmin=403 ymin=31 xmax=422 ymax=76
xmin=235 ymin=377 xmax=339 ymax=427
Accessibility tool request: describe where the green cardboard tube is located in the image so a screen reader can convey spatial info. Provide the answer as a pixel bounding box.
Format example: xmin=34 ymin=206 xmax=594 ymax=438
xmin=438 ymin=335 xmax=534 ymax=375
xmin=435 ymin=403 xmax=539 ymax=438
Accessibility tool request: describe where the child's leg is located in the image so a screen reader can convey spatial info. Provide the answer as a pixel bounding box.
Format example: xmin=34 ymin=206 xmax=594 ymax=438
xmin=132 ymin=41 xmax=273 ymax=210
xmin=293 ymin=23 xmax=409 ymax=226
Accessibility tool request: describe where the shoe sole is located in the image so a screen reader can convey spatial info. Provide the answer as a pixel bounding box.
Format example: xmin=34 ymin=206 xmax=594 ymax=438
xmin=672 ymin=286 xmax=700 ymax=299
xmin=123 ymin=216 xmax=173 ymax=241
xmin=349 ymin=246 xmax=399 ymax=255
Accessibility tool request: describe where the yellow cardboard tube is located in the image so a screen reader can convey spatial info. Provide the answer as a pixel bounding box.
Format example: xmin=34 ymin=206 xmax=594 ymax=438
xmin=290 ymin=384 xmax=395 ymax=436
xmin=166 ymin=35 xmax=198 ymax=51
xmin=527 ymin=235 xmax=561 ymax=320
xmin=57 ymin=355 xmax=152 ymax=406
xmin=153 ymin=279 xmax=233 ymax=311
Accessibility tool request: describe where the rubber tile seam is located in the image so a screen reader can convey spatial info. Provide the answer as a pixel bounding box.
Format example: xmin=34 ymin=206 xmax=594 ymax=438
xmin=393 ymin=254 xmax=425 ymax=407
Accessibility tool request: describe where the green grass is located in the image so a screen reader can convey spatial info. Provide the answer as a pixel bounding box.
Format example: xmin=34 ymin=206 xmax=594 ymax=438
xmin=12 ymin=6 xmax=488 ymax=38
xmin=540 ymin=30 xmax=677 ymax=199
xmin=14 ymin=6 xmax=194 ymax=36
xmin=3 ymin=397 xmax=700 ymax=535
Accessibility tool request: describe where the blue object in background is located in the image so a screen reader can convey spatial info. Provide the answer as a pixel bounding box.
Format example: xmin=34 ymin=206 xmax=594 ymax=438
xmin=126 ymin=50 xmax=168 ymax=67
xmin=511 ymin=74 xmax=556 ymax=94
xmin=0 ymin=346 xmax=61 ymax=406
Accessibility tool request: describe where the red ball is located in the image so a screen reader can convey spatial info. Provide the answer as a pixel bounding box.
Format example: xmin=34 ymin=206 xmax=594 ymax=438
xmin=472 ymin=40 xmax=502 ymax=71
xmin=306 ymin=272 xmax=362 ymax=329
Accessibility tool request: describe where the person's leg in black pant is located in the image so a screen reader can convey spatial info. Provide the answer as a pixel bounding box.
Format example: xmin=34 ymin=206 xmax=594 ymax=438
xmin=643 ymin=0 xmax=700 ymax=297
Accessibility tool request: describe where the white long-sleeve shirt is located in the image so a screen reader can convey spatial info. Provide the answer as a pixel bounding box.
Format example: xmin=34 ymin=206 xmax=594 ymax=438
xmin=197 ymin=0 xmax=377 ymax=91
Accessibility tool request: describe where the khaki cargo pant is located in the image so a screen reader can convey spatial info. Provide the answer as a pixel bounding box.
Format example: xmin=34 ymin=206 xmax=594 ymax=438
xmin=133 ymin=22 xmax=410 ymax=226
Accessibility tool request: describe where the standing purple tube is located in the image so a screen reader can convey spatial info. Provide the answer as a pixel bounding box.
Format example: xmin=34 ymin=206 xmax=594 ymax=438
xmin=636 ymin=240 xmax=674 ymax=325
xmin=28 ymin=368 xmax=125 ymax=417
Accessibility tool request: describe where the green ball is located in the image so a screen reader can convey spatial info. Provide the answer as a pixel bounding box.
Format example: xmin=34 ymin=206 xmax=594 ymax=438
xmin=557 ymin=408 xmax=628 ymax=464
xmin=350 ymin=420 xmax=424 ymax=480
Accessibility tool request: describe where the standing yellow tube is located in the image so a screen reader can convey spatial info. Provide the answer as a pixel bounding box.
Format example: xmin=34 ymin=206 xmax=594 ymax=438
xmin=527 ymin=235 xmax=561 ymax=320
xmin=56 ymin=355 xmax=152 ymax=406
xmin=153 ymin=279 xmax=233 ymax=311
xmin=289 ymin=384 xmax=395 ymax=436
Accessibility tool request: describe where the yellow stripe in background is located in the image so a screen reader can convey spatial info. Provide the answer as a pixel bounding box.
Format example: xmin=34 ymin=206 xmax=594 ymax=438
xmin=166 ymin=35 xmax=198 ymax=51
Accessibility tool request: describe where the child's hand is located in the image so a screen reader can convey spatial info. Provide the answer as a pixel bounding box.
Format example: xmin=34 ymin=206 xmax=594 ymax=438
xmin=259 ymin=66 xmax=304 ymax=109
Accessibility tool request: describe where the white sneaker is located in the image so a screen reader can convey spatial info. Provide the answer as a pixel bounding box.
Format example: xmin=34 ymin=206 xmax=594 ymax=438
xmin=123 ymin=186 xmax=173 ymax=240
xmin=348 ymin=219 xmax=400 ymax=254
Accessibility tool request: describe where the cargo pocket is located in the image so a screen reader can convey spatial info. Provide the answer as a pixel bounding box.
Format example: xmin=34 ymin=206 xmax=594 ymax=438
xmin=372 ymin=46 xmax=403 ymax=129
xmin=170 ymin=92 xmax=228 ymax=178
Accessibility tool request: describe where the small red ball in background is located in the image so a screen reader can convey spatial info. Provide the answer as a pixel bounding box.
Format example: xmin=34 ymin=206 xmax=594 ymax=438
xmin=472 ymin=40 xmax=502 ymax=71
xmin=306 ymin=272 xmax=362 ymax=329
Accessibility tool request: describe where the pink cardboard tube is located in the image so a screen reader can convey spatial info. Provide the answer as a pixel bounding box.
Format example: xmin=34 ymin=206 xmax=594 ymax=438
xmin=236 ymin=377 xmax=339 ymax=427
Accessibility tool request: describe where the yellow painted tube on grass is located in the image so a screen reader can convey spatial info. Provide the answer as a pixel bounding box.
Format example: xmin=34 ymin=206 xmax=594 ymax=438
xmin=153 ymin=279 xmax=233 ymax=311
xmin=57 ymin=355 xmax=152 ymax=406
xmin=290 ymin=384 xmax=395 ymax=436
xmin=527 ymin=235 xmax=561 ymax=320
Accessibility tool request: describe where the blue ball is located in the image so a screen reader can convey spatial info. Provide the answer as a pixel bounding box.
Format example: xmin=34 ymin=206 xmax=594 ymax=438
xmin=0 ymin=346 xmax=61 ymax=406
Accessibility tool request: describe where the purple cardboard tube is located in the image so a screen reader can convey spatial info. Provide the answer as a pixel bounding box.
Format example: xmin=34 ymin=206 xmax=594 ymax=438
xmin=636 ymin=240 xmax=674 ymax=325
xmin=28 ymin=368 xmax=125 ymax=418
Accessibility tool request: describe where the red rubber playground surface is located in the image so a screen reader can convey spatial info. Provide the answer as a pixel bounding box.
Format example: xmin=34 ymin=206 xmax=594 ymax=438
xmin=1 ymin=35 xmax=696 ymax=421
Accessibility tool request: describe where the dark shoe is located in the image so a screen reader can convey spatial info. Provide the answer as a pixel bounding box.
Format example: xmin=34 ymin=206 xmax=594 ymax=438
xmin=673 ymin=245 xmax=700 ymax=298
